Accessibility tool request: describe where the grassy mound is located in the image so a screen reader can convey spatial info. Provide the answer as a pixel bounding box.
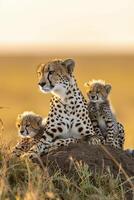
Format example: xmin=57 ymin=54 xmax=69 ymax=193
xmin=0 ymin=143 xmax=134 ymax=200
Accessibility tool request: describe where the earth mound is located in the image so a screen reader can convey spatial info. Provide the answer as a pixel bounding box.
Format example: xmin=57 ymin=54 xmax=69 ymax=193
xmin=34 ymin=142 xmax=134 ymax=199
xmin=37 ymin=142 xmax=134 ymax=178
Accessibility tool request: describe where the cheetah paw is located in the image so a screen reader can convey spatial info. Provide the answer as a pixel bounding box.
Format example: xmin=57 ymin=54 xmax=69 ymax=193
xmin=88 ymin=135 xmax=101 ymax=145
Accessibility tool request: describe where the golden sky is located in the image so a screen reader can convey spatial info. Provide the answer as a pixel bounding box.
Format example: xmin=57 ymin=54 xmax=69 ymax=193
xmin=0 ymin=0 xmax=134 ymax=53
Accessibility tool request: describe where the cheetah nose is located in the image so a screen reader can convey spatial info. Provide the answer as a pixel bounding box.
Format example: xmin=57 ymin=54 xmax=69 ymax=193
xmin=20 ymin=130 xmax=24 ymax=134
xmin=38 ymin=82 xmax=46 ymax=87
xmin=91 ymin=95 xmax=96 ymax=99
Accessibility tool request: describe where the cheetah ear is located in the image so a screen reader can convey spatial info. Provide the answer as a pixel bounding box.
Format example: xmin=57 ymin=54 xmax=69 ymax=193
xmin=84 ymin=82 xmax=90 ymax=94
xmin=16 ymin=114 xmax=21 ymax=127
xmin=36 ymin=116 xmax=43 ymax=126
xmin=36 ymin=63 xmax=44 ymax=75
xmin=84 ymin=82 xmax=90 ymax=88
xmin=17 ymin=114 xmax=22 ymax=119
xmin=62 ymin=59 xmax=75 ymax=75
xmin=36 ymin=63 xmax=41 ymax=73
xmin=105 ymin=84 xmax=112 ymax=94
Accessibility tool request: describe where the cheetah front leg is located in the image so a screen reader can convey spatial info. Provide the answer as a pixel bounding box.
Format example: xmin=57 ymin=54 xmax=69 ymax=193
xmin=92 ymin=121 xmax=105 ymax=144
xmin=27 ymin=137 xmax=79 ymax=160
xmin=115 ymin=122 xmax=125 ymax=149
xmin=45 ymin=137 xmax=79 ymax=153
xmin=25 ymin=139 xmax=52 ymax=160
xmin=11 ymin=138 xmax=36 ymax=158
xmin=105 ymin=120 xmax=120 ymax=148
xmin=26 ymin=124 xmax=69 ymax=159
xmin=82 ymin=120 xmax=103 ymax=145
xmin=107 ymin=122 xmax=125 ymax=149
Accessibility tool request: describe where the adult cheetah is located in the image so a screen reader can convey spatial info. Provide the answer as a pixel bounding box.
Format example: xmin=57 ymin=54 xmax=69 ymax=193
xmin=28 ymin=59 xmax=99 ymax=159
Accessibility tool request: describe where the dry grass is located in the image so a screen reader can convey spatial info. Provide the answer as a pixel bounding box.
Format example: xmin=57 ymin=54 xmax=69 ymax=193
xmin=0 ymin=143 xmax=129 ymax=200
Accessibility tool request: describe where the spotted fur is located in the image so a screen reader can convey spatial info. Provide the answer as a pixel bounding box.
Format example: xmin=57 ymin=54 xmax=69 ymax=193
xmin=85 ymin=80 xmax=125 ymax=149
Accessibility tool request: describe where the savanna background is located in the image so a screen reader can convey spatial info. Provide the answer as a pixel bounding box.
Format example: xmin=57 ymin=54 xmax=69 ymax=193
xmin=0 ymin=0 xmax=134 ymax=149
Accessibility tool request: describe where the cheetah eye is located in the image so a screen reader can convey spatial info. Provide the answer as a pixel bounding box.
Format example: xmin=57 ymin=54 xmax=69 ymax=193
xmin=26 ymin=124 xmax=30 ymax=128
xmin=49 ymin=71 xmax=54 ymax=75
xmin=17 ymin=124 xmax=20 ymax=128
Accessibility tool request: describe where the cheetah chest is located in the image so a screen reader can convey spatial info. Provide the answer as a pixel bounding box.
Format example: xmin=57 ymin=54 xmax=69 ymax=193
xmin=98 ymin=116 xmax=106 ymax=129
xmin=97 ymin=113 xmax=107 ymax=135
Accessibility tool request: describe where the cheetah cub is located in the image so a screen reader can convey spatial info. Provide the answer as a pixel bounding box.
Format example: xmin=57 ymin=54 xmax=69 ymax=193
xmin=12 ymin=111 xmax=46 ymax=157
xmin=12 ymin=111 xmax=78 ymax=157
xmin=85 ymin=80 xmax=125 ymax=149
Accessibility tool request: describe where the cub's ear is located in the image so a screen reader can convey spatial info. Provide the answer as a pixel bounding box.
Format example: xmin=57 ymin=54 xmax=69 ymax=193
xmin=36 ymin=116 xmax=43 ymax=126
xmin=16 ymin=114 xmax=21 ymax=128
xmin=17 ymin=114 xmax=22 ymax=119
xmin=105 ymin=84 xmax=112 ymax=94
xmin=62 ymin=59 xmax=75 ymax=75
xmin=36 ymin=63 xmax=44 ymax=75
xmin=84 ymin=82 xmax=90 ymax=88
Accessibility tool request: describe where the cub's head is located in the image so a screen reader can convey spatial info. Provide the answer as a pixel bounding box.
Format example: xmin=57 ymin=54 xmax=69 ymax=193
xmin=36 ymin=59 xmax=75 ymax=97
xmin=85 ymin=80 xmax=112 ymax=103
xmin=16 ymin=112 xmax=43 ymax=138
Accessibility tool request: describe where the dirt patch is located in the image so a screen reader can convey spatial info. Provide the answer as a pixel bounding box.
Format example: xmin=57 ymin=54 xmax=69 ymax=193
xmin=37 ymin=143 xmax=134 ymax=176
xmin=34 ymin=142 xmax=134 ymax=199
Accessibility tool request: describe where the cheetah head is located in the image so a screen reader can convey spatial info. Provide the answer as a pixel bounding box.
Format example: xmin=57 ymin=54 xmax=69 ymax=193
xmin=85 ymin=80 xmax=112 ymax=103
xmin=36 ymin=59 xmax=75 ymax=98
xmin=16 ymin=112 xmax=43 ymax=138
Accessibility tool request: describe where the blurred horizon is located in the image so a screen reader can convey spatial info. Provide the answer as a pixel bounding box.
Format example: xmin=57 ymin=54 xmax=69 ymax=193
xmin=0 ymin=0 xmax=134 ymax=55
xmin=1 ymin=46 xmax=134 ymax=56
